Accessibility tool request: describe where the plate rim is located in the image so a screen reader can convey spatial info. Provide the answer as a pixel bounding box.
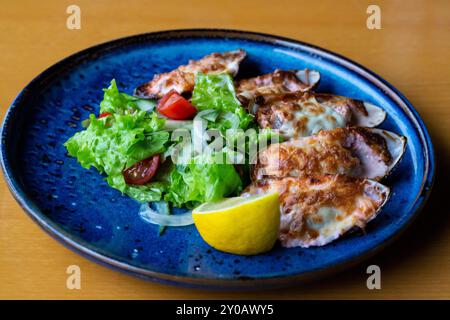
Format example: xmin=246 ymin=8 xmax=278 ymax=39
xmin=0 ymin=28 xmax=435 ymax=289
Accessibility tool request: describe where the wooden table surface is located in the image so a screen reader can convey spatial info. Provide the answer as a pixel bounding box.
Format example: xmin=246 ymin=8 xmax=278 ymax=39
xmin=1 ymin=0 xmax=449 ymax=299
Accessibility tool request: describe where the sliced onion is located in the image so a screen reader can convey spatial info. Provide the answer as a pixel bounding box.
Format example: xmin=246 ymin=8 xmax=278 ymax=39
xmin=195 ymin=110 xmax=240 ymax=130
xmin=194 ymin=109 xmax=219 ymax=122
xmin=135 ymin=99 xmax=156 ymax=112
xmin=153 ymin=201 xmax=170 ymax=215
xmin=139 ymin=203 xmax=194 ymax=227
xmin=164 ymin=119 xmax=193 ymax=131
xmin=221 ymin=112 xmax=240 ymax=129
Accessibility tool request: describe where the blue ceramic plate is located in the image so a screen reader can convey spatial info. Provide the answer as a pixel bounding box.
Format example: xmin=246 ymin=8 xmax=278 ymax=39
xmin=1 ymin=29 xmax=434 ymax=288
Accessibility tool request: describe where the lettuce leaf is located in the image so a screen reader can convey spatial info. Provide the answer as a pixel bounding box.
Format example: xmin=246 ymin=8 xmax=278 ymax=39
xmin=100 ymin=79 xmax=156 ymax=114
xmin=65 ymin=79 xmax=244 ymax=207
xmin=124 ymin=182 xmax=167 ymax=203
xmin=191 ymin=73 xmax=253 ymax=130
xmin=64 ymin=108 xmax=169 ymax=202
xmin=163 ymin=153 xmax=242 ymax=208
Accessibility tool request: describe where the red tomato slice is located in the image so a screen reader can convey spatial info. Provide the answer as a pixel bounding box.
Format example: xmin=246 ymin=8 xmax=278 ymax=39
xmin=99 ymin=112 xmax=111 ymax=118
xmin=123 ymin=154 xmax=160 ymax=185
xmin=157 ymin=90 xmax=197 ymax=120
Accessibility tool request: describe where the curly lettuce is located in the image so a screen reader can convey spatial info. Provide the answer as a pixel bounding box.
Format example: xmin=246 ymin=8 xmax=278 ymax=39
xmin=191 ymin=73 xmax=253 ymax=130
xmin=100 ymin=79 xmax=156 ymax=114
xmin=163 ymin=153 xmax=243 ymax=208
xmin=64 ymin=80 xmax=243 ymax=206
xmin=65 ymin=82 xmax=168 ymax=202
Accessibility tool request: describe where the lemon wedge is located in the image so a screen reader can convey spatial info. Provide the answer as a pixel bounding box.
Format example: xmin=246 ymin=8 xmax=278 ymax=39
xmin=192 ymin=193 xmax=280 ymax=255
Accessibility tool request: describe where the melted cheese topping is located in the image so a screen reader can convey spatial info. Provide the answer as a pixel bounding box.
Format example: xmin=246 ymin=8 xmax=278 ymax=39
xmin=255 ymin=136 xmax=359 ymax=179
xmin=236 ymin=69 xmax=318 ymax=104
xmin=242 ymin=175 xmax=389 ymax=248
xmin=135 ymin=50 xmax=246 ymax=98
xmin=257 ymin=93 xmax=347 ymax=139
xmin=254 ymin=127 xmax=394 ymax=181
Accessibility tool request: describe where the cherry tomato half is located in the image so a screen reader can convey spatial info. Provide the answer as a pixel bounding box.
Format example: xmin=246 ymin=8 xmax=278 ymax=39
xmin=157 ymin=90 xmax=197 ymax=120
xmin=123 ymin=154 xmax=160 ymax=185
xmin=98 ymin=112 xmax=111 ymax=118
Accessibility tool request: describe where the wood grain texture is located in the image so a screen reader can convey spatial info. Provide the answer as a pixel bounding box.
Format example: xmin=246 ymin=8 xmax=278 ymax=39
xmin=0 ymin=0 xmax=449 ymax=299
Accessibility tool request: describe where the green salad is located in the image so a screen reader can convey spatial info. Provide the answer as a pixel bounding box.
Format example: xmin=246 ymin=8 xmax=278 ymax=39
xmin=65 ymin=73 xmax=277 ymax=218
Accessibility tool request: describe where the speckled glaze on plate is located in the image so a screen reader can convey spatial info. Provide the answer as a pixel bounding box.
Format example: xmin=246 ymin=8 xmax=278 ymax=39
xmin=0 ymin=29 xmax=434 ymax=289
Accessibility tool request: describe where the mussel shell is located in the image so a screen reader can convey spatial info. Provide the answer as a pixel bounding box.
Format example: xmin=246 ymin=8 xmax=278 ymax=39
xmin=352 ymin=102 xmax=387 ymax=127
xmin=253 ymin=127 xmax=406 ymax=181
xmin=368 ymin=128 xmax=407 ymax=178
xmin=294 ymin=69 xmax=321 ymax=90
xmin=284 ymin=178 xmax=391 ymax=248
xmin=241 ymin=69 xmax=321 ymax=114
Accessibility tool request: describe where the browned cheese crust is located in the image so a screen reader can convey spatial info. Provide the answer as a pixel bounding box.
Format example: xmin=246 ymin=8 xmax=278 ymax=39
xmin=254 ymin=127 xmax=392 ymax=180
xmin=315 ymin=93 xmax=368 ymax=118
xmin=244 ymin=175 xmax=388 ymax=246
xmin=236 ymin=69 xmax=317 ymax=105
xmin=135 ymin=49 xmax=246 ymax=98
xmin=254 ymin=92 xmax=351 ymax=137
